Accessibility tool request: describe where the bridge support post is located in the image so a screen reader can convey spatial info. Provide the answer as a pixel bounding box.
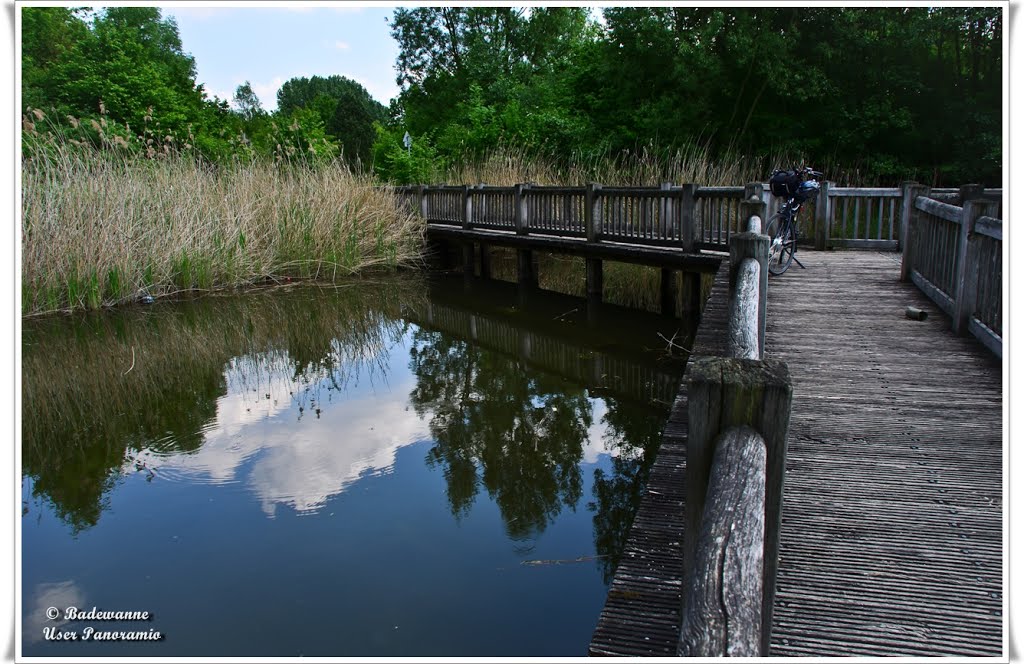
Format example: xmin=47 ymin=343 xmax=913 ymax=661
xmin=586 ymin=258 xmax=603 ymax=306
xmin=518 ymin=249 xmax=536 ymax=290
xmin=679 ymin=272 xmax=703 ymax=317
xmin=899 ymin=183 xmax=932 ymax=281
xmin=660 ymin=268 xmax=676 ymax=317
xmin=479 ymin=243 xmax=491 ymax=280
xmin=683 ymin=357 xmax=792 ymax=657
xmin=462 ymin=243 xmax=475 ymax=281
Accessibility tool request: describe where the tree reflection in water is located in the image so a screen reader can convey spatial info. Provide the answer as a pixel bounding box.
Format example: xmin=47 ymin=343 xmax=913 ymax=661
xmin=588 ymin=397 xmax=667 ymax=584
xmin=409 ymin=328 xmax=592 ymax=541
xmin=22 ymin=282 xmax=418 ymax=533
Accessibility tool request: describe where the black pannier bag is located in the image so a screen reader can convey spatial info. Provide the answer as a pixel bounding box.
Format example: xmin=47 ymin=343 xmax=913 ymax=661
xmin=769 ymin=169 xmax=801 ymax=197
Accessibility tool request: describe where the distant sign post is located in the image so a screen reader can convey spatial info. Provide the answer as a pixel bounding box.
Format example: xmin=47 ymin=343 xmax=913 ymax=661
xmin=403 ymin=131 xmax=412 ymax=156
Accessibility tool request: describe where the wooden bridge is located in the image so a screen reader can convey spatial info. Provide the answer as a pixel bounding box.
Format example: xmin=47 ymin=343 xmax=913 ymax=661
xmin=587 ymin=187 xmax=1004 ymax=657
xmin=396 ymin=181 xmax=1004 ymax=656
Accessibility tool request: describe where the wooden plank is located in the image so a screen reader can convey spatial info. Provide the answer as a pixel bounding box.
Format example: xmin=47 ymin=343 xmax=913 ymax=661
xmin=762 ymin=250 xmax=1001 ymax=658
xmin=829 ymin=239 xmax=899 ymax=251
xmin=916 ymin=196 xmax=963 ymax=224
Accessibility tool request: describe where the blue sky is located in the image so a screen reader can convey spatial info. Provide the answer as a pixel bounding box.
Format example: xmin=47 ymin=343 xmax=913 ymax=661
xmin=163 ymin=5 xmax=401 ymax=111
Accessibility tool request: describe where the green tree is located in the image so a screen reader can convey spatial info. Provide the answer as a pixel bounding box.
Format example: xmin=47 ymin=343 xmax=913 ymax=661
xmin=21 ymin=6 xmax=240 ymax=162
xmin=388 ymin=7 xmax=596 ymax=157
xmin=21 ymin=6 xmax=91 ymax=111
xmin=276 ymin=75 xmax=387 ymax=163
xmin=232 ymin=80 xmax=265 ymax=122
xmin=52 ymin=8 xmax=202 ymax=133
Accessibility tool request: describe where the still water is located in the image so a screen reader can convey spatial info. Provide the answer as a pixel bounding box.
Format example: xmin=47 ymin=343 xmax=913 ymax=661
xmin=21 ymin=275 xmax=692 ymax=657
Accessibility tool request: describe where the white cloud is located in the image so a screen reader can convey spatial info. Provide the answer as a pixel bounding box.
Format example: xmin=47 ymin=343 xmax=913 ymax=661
xmin=334 ymin=40 xmax=351 ymax=50
xmin=24 ymin=581 xmax=87 ymax=644
xmin=351 ymin=75 xmax=399 ymax=106
xmin=249 ymin=76 xmax=287 ymax=111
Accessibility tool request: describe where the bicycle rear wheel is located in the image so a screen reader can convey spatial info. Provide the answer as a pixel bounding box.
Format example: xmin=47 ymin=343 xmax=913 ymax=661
xmin=765 ymin=214 xmax=797 ymax=275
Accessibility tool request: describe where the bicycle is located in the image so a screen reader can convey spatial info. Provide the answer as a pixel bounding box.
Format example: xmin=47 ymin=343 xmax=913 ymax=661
xmin=765 ymin=167 xmax=822 ymax=276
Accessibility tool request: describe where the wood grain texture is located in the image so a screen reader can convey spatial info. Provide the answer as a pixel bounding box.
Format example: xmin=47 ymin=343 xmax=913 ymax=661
xmin=678 ymin=425 xmax=766 ymax=657
xmin=590 ymin=250 xmax=1003 ymax=657
xmin=728 ymin=258 xmax=761 ymax=359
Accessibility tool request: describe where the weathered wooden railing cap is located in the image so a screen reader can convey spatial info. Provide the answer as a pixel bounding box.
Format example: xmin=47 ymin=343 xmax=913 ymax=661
xmin=684 ymin=355 xmax=793 ymax=657
xmin=686 ymin=356 xmax=791 ymax=403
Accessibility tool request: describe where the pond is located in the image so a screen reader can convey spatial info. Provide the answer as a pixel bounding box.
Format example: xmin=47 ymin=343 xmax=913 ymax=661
xmin=21 ymin=274 xmax=695 ymax=657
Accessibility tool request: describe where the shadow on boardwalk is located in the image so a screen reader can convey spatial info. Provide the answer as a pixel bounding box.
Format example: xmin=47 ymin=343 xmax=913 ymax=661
xmin=590 ymin=249 xmax=1003 ymax=657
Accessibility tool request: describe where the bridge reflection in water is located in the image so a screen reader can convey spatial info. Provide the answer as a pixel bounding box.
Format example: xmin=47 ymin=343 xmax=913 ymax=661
xmin=406 ymin=274 xmax=694 ymax=412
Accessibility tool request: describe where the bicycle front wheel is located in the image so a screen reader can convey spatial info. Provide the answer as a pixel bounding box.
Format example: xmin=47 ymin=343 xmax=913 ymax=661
xmin=765 ymin=215 xmax=797 ymax=276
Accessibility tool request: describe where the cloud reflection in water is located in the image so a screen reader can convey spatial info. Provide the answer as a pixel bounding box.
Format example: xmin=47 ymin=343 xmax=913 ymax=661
xmin=138 ymin=347 xmax=430 ymax=516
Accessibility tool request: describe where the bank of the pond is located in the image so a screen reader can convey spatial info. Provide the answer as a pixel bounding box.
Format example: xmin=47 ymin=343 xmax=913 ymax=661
xmin=21 ymin=146 xmax=425 ymax=316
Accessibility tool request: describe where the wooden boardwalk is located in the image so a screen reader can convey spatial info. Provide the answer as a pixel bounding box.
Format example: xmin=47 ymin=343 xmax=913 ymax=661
xmin=590 ymin=250 xmax=1004 ymax=657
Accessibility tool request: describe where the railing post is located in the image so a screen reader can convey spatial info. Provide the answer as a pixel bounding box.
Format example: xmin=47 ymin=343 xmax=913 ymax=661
xmin=462 ymin=185 xmax=472 ymax=230
xmin=515 ymin=183 xmax=529 ymax=235
xmin=958 ymin=183 xmax=984 ymax=206
xmin=740 ymin=195 xmax=767 ymax=234
xmin=815 ymin=180 xmax=831 ymax=250
xmin=952 ymin=198 xmax=997 ymax=335
xmin=417 ymin=185 xmax=428 ymax=219
xmin=586 ymin=182 xmax=603 ymax=243
xmin=679 ymin=184 xmax=697 ymax=253
xmin=899 ymin=182 xmax=931 ymax=282
xmin=476 ymin=183 xmax=487 ymax=223
xmin=743 ymin=183 xmax=763 ymax=234
xmin=683 ymin=357 xmax=793 ymax=657
xmin=730 ymin=230 xmax=768 ymax=359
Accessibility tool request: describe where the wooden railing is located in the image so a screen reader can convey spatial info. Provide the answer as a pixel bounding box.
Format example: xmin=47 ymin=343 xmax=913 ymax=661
xmin=395 ymin=183 xmax=1002 ymax=255
xmin=392 ymin=182 xmax=763 ymax=253
xmin=900 ymin=185 xmax=1003 ymax=358
xmin=678 ymin=209 xmax=793 ymax=657
xmin=759 ymin=183 xmax=1002 ymax=251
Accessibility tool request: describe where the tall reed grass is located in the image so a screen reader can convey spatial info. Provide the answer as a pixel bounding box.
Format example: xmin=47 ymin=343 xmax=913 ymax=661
xmin=22 ymin=117 xmax=425 ymax=316
xmin=443 ymin=143 xmax=794 ymax=187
